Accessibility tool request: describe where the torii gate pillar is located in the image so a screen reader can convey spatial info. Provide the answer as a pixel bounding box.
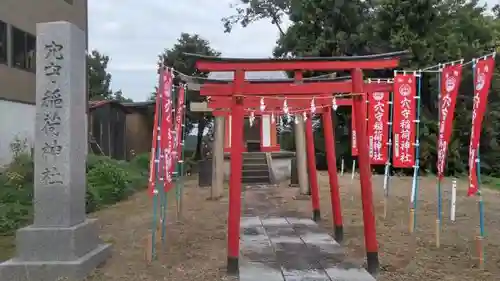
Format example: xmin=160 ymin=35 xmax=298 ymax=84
xmin=294 ymin=113 xmax=309 ymax=195
xmin=351 ymin=68 xmax=379 ymax=275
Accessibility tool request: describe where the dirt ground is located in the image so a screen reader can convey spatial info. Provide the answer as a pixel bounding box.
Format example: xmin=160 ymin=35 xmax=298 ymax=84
xmin=82 ymin=173 xmax=500 ymax=281
xmin=294 ymin=173 xmax=500 ymax=281
xmin=85 ymin=175 xmax=235 ymax=281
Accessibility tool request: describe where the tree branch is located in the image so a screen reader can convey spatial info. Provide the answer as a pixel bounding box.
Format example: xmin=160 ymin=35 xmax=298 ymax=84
xmin=268 ymin=8 xmax=286 ymax=36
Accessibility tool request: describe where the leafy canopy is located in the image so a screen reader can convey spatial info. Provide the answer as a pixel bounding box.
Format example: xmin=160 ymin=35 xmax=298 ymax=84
xmin=222 ymin=0 xmax=500 ymax=176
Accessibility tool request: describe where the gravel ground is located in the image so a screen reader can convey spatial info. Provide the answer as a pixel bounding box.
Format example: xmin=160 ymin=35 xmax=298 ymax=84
xmin=83 ymin=173 xmax=500 ymax=281
xmin=85 ymin=176 xmax=236 ymax=281
xmin=287 ymin=173 xmax=500 ymax=281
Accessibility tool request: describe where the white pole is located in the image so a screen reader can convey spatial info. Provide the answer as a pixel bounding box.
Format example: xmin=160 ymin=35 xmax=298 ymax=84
xmin=340 ymin=157 xmax=345 ymax=176
xmin=382 ymin=161 xmax=390 ymax=219
xmin=450 ymin=178 xmax=457 ymax=222
xmin=351 ymin=159 xmax=356 ymax=183
xmin=410 ymin=170 xmax=417 ymax=204
xmin=382 ymin=163 xmax=389 ymax=192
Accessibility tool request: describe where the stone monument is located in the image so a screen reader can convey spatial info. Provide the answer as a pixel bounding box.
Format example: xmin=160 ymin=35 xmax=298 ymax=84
xmin=0 ymin=21 xmax=111 ymax=281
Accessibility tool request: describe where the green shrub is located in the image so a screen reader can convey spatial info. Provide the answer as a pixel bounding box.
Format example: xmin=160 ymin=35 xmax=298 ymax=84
xmin=86 ymin=160 xmax=130 ymax=211
xmin=0 ymin=203 xmax=31 ymax=235
xmin=0 ymin=152 xmax=34 ymax=235
xmin=85 ymin=154 xmax=148 ymax=212
xmin=0 ymin=149 xmax=148 ymax=235
xmin=130 ymin=153 xmax=150 ymax=172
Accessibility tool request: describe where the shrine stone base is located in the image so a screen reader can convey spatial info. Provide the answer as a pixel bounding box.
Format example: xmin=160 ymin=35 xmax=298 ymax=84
xmin=0 ymin=219 xmax=111 ymax=281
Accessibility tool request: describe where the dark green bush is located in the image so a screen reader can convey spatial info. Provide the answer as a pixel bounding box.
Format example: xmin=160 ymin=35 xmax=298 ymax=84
xmin=0 ymin=152 xmax=34 ymax=235
xmin=86 ymin=154 xmax=148 ymax=212
xmin=130 ymin=153 xmax=150 ymax=172
xmin=86 ymin=160 xmax=130 ymax=211
xmin=0 ymin=203 xmax=31 ymax=235
xmin=1 ymin=152 xmax=148 ymax=235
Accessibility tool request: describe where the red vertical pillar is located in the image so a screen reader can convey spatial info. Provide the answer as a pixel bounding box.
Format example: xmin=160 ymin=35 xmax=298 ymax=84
xmin=321 ymin=107 xmax=344 ymax=242
xmin=351 ymin=68 xmax=379 ymax=275
xmin=305 ymin=113 xmax=321 ymax=221
xmin=227 ymin=71 xmax=245 ymax=275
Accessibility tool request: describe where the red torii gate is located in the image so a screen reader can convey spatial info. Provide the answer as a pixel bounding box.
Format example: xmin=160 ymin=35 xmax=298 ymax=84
xmin=207 ymin=83 xmax=392 ymax=239
xmin=210 ymin=98 xmax=350 ymax=244
xmin=188 ymin=51 xmax=408 ymax=275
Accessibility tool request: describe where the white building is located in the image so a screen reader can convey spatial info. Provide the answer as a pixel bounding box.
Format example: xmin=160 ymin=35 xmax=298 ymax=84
xmin=0 ymin=0 xmax=87 ymax=165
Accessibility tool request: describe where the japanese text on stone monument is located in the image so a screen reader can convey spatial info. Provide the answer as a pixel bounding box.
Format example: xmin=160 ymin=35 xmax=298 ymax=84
xmin=40 ymin=41 xmax=65 ymax=185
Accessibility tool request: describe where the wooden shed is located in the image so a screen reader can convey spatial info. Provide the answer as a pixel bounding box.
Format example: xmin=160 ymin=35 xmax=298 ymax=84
xmin=121 ymin=101 xmax=155 ymax=160
xmin=89 ymin=100 xmax=129 ymax=160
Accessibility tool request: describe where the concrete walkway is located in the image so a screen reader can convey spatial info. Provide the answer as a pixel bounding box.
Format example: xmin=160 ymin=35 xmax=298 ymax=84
xmin=239 ymin=186 xmax=375 ymax=281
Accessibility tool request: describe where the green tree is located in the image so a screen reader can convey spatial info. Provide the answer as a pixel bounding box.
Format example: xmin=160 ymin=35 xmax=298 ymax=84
xmin=367 ymin=0 xmax=499 ymax=175
xmin=222 ymin=0 xmax=291 ymax=36
xmin=113 ymin=90 xmax=133 ymax=102
xmin=222 ymin=0 xmax=500 ymax=177
xmin=87 ymin=50 xmax=113 ymax=101
xmin=87 ymin=50 xmax=130 ymax=102
xmin=157 ymin=33 xmax=221 ymax=160
xmin=274 ymin=0 xmax=372 ymax=58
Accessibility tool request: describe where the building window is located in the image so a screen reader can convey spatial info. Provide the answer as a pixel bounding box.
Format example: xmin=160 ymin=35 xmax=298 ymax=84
xmin=26 ymin=34 xmax=36 ymax=71
xmin=0 ymin=21 xmax=6 ymax=64
xmin=11 ymin=26 xmax=36 ymax=72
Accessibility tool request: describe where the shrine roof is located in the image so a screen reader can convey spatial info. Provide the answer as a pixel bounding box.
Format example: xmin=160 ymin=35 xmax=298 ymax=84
xmin=121 ymin=101 xmax=155 ymax=109
xmin=183 ymin=50 xmax=410 ymax=62
xmin=89 ymin=100 xmax=132 ymax=113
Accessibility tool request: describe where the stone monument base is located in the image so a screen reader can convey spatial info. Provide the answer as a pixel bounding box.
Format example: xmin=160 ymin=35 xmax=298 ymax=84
xmin=0 ymin=219 xmax=111 ymax=281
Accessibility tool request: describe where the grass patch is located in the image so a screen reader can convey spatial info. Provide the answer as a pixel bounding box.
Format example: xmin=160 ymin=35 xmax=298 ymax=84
xmin=0 ymin=236 xmax=15 ymax=262
xmin=477 ymin=175 xmax=500 ymax=190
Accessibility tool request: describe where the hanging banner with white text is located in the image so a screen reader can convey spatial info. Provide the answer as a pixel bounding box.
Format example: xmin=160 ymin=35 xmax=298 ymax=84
xmin=351 ymin=93 xmax=368 ymax=156
xmin=160 ymin=68 xmax=174 ymax=191
xmin=170 ymin=85 xmax=185 ymax=177
xmin=368 ymin=92 xmax=390 ymax=165
xmin=437 ymin=64 xmax=462 ymax=179
xmin=468 ymin=56 xmax=495 ymax=196
xmin=148 ymin=72 xmax=165 ymax=196
xmin=351 ymin=107 xmax=358 ymax=156
xmin=392 ymin=74 xmax=417 ymax=168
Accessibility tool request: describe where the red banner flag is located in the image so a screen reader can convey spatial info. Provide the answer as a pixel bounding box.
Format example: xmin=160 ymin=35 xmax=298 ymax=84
xmin=468 ymin=56 xmax=495 ymax=196
xmin=351 ymin=108 xmax=358 ymax=156
xmin=170 ymin=86 xmax=185 ymax=177
xmin=160 ymin=68 xmax=174 ymax=191
xmin=148 ymin=78 xmax=163 ymax=196
xmin=392 ymin=74 xmax=417 ymax=168
xmin=437 ymin=64 xmax=462 ymax=179
xmin=368 ymin=92 xmax=390 ymax=165
xmin=351 ymin=94 xmax=368 ymax=156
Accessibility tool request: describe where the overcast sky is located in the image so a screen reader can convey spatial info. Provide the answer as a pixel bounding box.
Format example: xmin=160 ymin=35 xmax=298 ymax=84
xmin=88 ymin=0 xmax=497 ymax=102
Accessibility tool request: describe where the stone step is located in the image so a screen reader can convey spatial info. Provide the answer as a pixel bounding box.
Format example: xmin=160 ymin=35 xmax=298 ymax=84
xmin=243 ymin=158 xmax=267 ymax=164
xmin=242 ymin=164 xmax=269 ymax=171
xmin=243 ymin=152 xmax=267 ymax=159
xmin=239 ymin=216 xmax=376 ymax=281
xmin=242 ymin=170 xmax=270 ymax=178
xmin=242 ymin=176 xmax=270 ymax=184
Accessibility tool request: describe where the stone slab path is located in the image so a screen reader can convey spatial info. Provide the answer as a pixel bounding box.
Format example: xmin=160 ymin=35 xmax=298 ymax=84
xmin=239 ymin=186 xmax=375 ymax=281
